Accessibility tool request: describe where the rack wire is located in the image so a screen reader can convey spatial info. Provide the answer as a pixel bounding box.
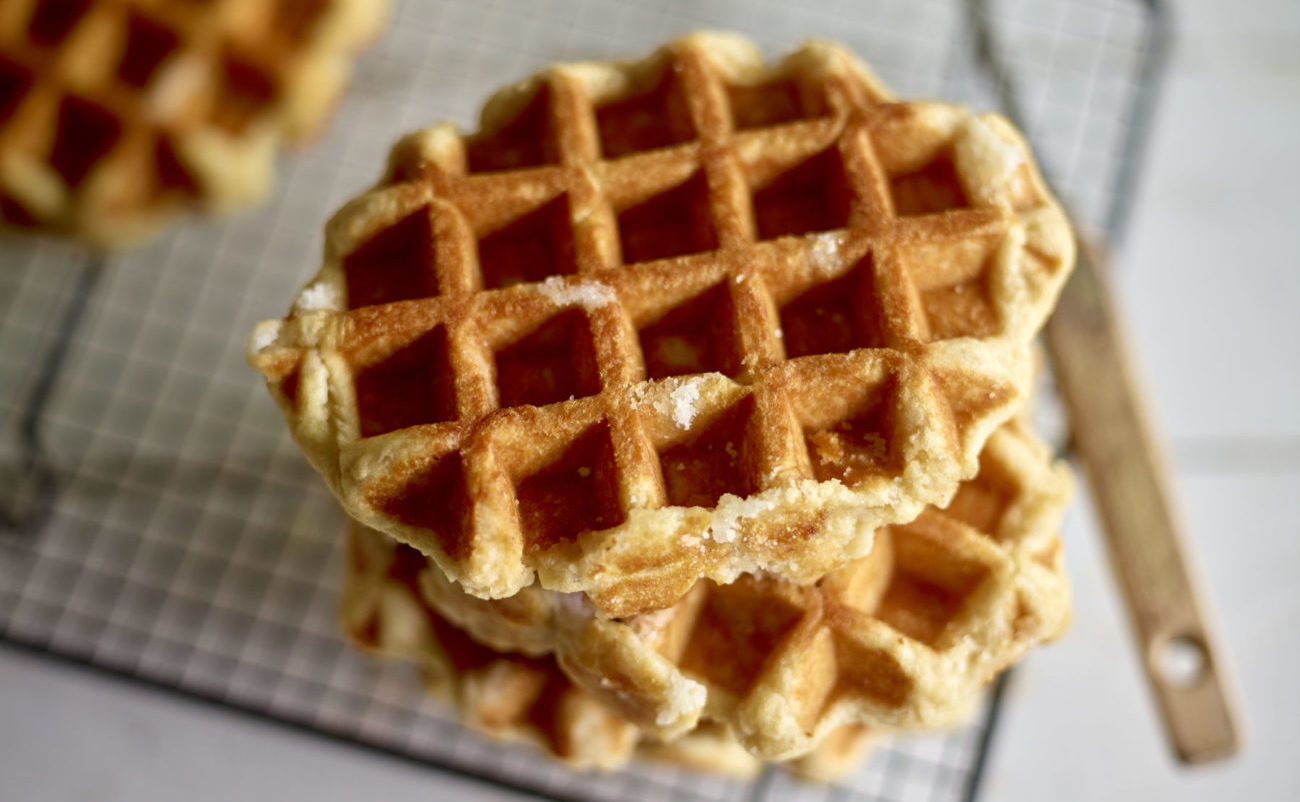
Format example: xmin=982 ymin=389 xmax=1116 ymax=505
xmin=0 ymin=1 xmax=1168 ymax=800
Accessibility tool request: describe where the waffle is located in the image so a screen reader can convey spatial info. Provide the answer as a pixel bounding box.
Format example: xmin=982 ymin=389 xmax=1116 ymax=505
xmin=0 ymin=0 xmax=386 ymax=245
xmin=250 ymin=32 xmax=1074 ymax=618
xmin=420 ymin=421 xmax=1070 ymax=759
xmin=342 ymin=517 xmax=639 ymax=770
xmin=342 ymin=520 xmax=877 ymax=779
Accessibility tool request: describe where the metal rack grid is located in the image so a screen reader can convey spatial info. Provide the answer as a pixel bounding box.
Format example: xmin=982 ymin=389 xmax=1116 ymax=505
xmin=0 ymin=1 xmax=1168 ymax=800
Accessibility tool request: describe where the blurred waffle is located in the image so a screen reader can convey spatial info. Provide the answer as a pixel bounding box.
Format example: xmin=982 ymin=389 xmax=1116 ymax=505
xmin=420 ymin=421 xmax=1070 ymax=759
xmin=250 ymin=32 xmax=1073 ymax=618
xmin=343 ymin=521 xmax=637 ymax=769
xmin=0 ymin=0 xmax=385 ymax=245
xmin=342 ymin=519 xmax=877 ymax=779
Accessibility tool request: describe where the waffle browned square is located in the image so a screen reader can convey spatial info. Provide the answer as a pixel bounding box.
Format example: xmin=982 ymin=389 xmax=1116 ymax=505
xmin=250 ymin=33 xmax=1074 ymax=617
xmin=0 ymin=0 xmax=385 ymax=244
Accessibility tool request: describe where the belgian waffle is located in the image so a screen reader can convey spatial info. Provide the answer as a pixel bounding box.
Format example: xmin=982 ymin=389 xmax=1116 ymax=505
xmin=343 ymin=517 xmax=638 ymax=770
xmin=250 ymin=32 xmax=1074 ymax=618
xmin=342 ymin=520 xmax=877 ymax=779
xmin=0 ymin=0 xmax=385 ymax=245
xmin=419 ymin=421 xmax=1070 ymax=759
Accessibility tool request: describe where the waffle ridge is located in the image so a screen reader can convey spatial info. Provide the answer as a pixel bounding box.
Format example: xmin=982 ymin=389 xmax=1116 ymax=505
xmin=250 ymin=32 xmax=1074 ymax=617
xmin=419 ymin=421 xmax=1072 ymax=760
xmin=0 ymin=0 xmax=385 ymax=244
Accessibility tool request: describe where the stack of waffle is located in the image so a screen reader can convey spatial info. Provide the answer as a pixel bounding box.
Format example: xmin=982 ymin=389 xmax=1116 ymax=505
xmin=249 ymin=32 xmax=1075 ymax=781
xmin=0 ymin=0 xmax=385 ymax=245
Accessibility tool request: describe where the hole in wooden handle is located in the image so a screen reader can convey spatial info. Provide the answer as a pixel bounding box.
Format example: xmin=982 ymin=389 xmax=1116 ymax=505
xmin=1153 ymin=633 xmax=1209 ymax=689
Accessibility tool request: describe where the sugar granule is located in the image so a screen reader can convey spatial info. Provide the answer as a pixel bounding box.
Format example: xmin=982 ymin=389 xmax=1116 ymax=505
xmin=249 ymin=321 xmax=282 ymax=353
xmin=668 ymin=380 xmax=702 ymax=430
xmin=808 ymin=233 xmax=841 ymax=274
xmin=537 ymin=276 xmax=616 ymax=310
xmin=296 ymin=281 xmax=340 ymax=312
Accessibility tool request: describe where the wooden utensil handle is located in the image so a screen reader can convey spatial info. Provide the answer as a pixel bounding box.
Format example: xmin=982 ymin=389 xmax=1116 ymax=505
xmin=1045 ymin=242 xmax=1240 ymax=764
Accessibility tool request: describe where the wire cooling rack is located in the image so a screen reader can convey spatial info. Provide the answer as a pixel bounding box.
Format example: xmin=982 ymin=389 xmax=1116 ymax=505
xmin=0 ymin=1 xmax=1168 ymax=800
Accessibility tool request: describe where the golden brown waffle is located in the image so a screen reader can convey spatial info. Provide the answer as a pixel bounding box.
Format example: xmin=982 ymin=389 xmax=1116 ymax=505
xmin=0 ymin=0 xmax=385 ymax=245
xmin=342 ymin=517 xmax=639 ymax=770
xmin=342 ymin=520 xmax=876 ymax=779
xmin=251 ymin=32 xmax=1073 ymax=618
xmin=420 ymin=422 xmax=1071 ymax=759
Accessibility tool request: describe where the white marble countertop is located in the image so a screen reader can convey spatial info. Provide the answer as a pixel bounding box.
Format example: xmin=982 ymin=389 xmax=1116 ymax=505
xmin=2 ymin=0 xmax=1296 ymax=799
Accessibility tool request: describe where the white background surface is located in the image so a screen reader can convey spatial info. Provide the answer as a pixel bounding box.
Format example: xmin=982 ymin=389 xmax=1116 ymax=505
xmin=2 ymin=0 xmax=1297 ymax=799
